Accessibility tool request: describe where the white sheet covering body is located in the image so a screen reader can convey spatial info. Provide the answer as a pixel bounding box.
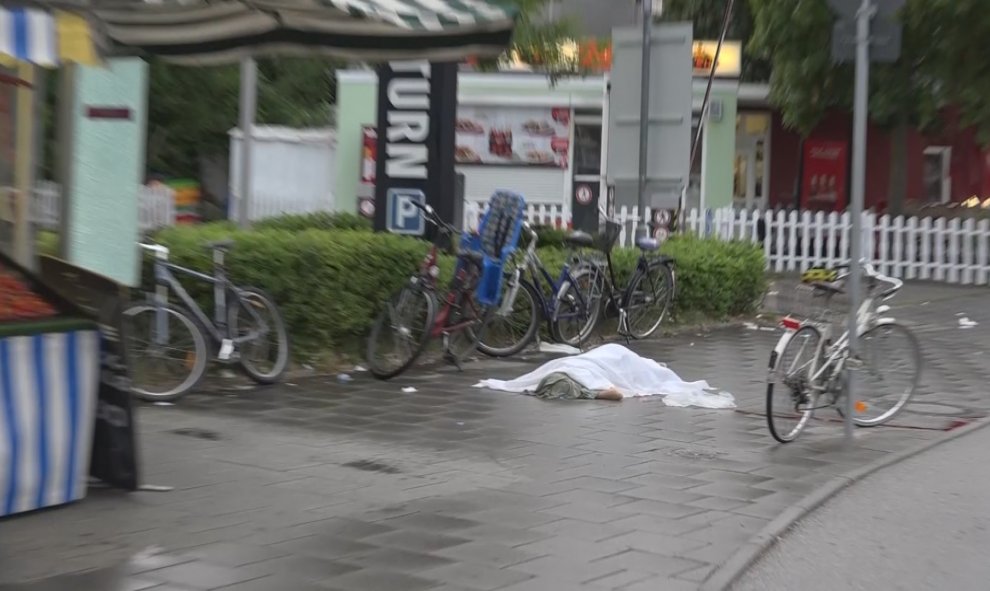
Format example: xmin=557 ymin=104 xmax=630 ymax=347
xmin=474 ymin=344 xmax=735 ymax=409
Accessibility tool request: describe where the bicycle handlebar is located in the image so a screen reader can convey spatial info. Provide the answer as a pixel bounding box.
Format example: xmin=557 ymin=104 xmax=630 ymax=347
xmin=410 ymin=200 xmax=460 ymax=236
xmin=139 ymin=242 xmax=170 ymax=260
xmin=833 ymin=260 xmax=903 ymax=299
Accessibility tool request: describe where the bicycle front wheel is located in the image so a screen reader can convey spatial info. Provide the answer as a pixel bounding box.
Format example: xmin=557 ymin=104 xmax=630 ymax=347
xmin=624 ymin=262 xmax=674 ymax=339
xmin=767 ymin=325 xmax=823 ymax=443
xmin=843 ymin=322 xmax=921 ymax=427
xmin=367 ymin=285 xmax=435 ymax=380
xmin=124 ymin=303 xmax=208 ymax=402
xmin=553 ymin=266 xmax=603 ymax=347
xmin=477 ymin=275 xmax=541 ymax=357
xmin=229 ymin=286 xmax=290 ymax=384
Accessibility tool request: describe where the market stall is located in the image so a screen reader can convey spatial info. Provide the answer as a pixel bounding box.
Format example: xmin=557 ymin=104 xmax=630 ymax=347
xmin=0 ymin=252 xmax=101 ymax=517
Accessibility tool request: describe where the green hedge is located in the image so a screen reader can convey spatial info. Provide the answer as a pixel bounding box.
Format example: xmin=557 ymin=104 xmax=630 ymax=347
xmin=36 ymin=216 xmax=766 ymax=360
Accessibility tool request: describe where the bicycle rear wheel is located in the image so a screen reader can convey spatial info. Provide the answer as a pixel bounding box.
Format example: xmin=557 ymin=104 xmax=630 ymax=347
xmin=624 ymin=261 xmax=674 ymax=339
xmin=229 ymin=286 xmax=290 ymax=384
xmin=767 ymin=325 xmax=822 ymax=443
xmin=124 ymin=303 xmax=208 ymax=402
xmin=553 ymin=266 xmax=603 ymax=347
xmin=841 ymin=322 xmax=921 ymax=427
xmin=367 ymin=285 xmax=435 ymax=380
xmin=477 ymin=273 xmax=541 ymax=357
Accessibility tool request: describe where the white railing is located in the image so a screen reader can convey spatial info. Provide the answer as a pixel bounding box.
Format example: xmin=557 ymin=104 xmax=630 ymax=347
xmin=690 ymin=207 xmax=990 ymax=285
xmin=463 ymin=202 xmax=990 ymax=286
xmin=30 ymin=181 xmax=177 ymax=232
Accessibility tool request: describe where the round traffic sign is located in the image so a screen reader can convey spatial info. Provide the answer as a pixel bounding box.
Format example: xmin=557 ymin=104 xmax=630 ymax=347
xmin=358 ymin=197 xmax=375 ymax=218
xmin=575 ymin=184 xmax=593 ymax=205
xmin=654 ymin=209 xmax=671 ymax=227
xmin=654 ymin=227 xmax=670 ymax=242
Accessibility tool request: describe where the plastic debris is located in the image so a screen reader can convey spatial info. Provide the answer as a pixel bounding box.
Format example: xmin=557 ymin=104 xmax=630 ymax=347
xmin=401 ymin=386 xmax=418 ymax=393
xmin=456 ymin=422 xmax=465 ymax=426
xmin=959 ymin=317 xmax=978 ymax=329
xmin=337 ymin=373 xmax=353 ymax=383
xmin=152 ymin=402 xmax=174 ymax=407
xmin=354 ymin=365 xmax=368 ymax=372
xmin=743 ymin=322 xmax=759 ymax=331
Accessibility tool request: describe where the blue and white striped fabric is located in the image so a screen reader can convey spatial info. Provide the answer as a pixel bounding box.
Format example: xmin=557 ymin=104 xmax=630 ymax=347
xmin=0 ymin=7 xmax=58 ymax=67
xmin=0 ymin=330 xmax=100 ymax=517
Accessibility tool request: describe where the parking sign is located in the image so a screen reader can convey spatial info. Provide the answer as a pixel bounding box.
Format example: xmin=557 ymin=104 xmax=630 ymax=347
xmin=386 ymin=188 xmax=426 ymax=235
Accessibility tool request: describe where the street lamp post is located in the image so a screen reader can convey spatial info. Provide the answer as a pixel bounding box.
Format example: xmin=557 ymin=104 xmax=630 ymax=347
xmin=635 ymin=0 xmax=656 ymax=241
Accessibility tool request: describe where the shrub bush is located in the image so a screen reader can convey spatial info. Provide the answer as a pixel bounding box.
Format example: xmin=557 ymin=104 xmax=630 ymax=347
xmin=39 ymin=218 xmax=766 ymax=361
xmin=252 ymin=211 xmax=372 ymax=232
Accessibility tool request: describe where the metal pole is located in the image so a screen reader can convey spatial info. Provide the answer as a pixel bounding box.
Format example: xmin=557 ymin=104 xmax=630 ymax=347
xmin=845 ymin=0 xmax=872 ymax=446
xmin=635 ymin=0 xmax=653 ymax=240
xmin=237 ymin=57 xmax=257 ymax=228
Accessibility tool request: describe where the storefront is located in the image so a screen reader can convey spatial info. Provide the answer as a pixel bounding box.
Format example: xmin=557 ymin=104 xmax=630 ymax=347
xmin=739 ymin=84 xmax=990 ymax=213
xmin=335 ymin=69 xmax=746 ymax=216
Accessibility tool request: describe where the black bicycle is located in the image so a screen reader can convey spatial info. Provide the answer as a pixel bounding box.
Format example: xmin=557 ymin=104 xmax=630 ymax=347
xmin=556 ymin=218 xmax=676 ymax=345
xmin=123 ymin=240 xmax=290 ymax=402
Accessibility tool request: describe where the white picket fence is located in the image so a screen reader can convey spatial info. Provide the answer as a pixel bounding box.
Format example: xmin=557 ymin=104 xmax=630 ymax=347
xmin=464 ymin=201 xmax=990 ymax=286
xmin=31 ymin=180 xmax=177 ymax=232
xmin=693 ymin=207 xmax=990 ymax=285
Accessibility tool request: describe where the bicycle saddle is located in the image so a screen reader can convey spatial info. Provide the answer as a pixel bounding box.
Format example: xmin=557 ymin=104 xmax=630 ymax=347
xmin=564 ymin=231 xmax=594 ymax=248
xmin=204 ymin=238 xmax=234 ymax=250
xmin=636 ymin=237 xmax=660 ymax=252
xmin=459 ymin=250 xmax=485 ymax=266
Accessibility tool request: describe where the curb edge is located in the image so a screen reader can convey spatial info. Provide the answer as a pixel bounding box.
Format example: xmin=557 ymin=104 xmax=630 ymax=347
xmin=699 ymin=417 xmax=990 ymax=591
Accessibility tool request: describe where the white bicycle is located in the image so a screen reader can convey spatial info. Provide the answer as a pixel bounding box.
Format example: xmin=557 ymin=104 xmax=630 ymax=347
xmin=766 ymin=262 xmax=922 ymax=443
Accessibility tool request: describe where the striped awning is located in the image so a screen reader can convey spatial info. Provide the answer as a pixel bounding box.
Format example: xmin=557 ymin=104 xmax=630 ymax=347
xmin=92 ymin=0 xmax=519 ymax=65
xmin=0 ymin=7 xmax=58 ymax=67
xmin=0 ymin=6 xmax=100 ymax=68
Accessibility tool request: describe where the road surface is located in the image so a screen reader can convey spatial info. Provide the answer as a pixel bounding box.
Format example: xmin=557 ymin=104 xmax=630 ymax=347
xmin=734 ymin=424 xmax=990 ymax=591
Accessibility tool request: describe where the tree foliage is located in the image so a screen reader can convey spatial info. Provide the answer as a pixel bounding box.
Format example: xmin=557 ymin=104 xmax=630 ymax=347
xmin=747 ymin=0 xmax=954 ymax=138
xmin=146 ymin=57 xmax=337 ymax=177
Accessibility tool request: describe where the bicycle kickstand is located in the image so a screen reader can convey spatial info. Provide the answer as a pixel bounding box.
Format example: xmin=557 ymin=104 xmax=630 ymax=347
xmin=618 ymin=309 xmax=632 ymax=345
xmin=442 ymin=333 xmax=464 ymax=372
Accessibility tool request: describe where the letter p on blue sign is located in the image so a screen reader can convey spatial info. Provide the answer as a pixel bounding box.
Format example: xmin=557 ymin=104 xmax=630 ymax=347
xmin=386 ymin=188 xmax=426 ymax=235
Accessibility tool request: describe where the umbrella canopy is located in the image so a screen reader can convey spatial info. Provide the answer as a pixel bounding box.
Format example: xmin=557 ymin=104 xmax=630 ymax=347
xmin=88 ymin=0 xmax=518 ymax=65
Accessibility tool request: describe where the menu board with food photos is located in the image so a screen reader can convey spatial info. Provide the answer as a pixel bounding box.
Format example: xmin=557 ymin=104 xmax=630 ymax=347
xmin=455 ymin=106 xmax=571 ymax=168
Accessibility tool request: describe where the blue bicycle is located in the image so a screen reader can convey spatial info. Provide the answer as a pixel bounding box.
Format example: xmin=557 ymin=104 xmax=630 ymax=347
xmin=477 ymin=222 xmax=599 ymax=356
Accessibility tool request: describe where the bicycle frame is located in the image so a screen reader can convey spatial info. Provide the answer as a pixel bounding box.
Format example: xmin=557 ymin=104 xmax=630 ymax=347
xmin=146 ymin=248 xmax=267 ymax=350
xmin=778 ymin=263 xmax=901 ymax=401
xmin=500 ymin=232 xmax=593 ymax=331
xmin=406 ymin=222 xmax=483 ymax=340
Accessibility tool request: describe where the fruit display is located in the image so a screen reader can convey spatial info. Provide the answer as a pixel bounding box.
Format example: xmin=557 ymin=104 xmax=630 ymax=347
xmin=0 ymin=262 xmax=58 ymax=322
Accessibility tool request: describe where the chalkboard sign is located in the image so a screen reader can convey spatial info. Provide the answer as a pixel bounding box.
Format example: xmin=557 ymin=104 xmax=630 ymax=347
xmin=38 ymin=255 xmax=139 ymax=491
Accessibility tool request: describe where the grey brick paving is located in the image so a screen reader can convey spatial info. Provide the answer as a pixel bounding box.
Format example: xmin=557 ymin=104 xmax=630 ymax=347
xmin=0 ymin=282 xmax=986 ymax=590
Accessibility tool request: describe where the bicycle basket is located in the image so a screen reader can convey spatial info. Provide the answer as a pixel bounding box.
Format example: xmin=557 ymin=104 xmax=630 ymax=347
xmin=594 ymin=220 xmax=622 ymax=253
xmin=764 ymin=283 xmax=837 ymax=325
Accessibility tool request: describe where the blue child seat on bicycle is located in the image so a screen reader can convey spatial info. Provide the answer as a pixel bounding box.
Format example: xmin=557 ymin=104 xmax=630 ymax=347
xmin=460 ymin=190 xmax=527 ymax=306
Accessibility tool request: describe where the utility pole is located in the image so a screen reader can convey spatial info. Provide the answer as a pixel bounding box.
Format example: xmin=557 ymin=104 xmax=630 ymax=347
xmin=844 ymin=0 xmax=874 ymax=445
xmin=635 ymin=0 xmax=654 ymax=240
xmin=237 ymin=57 xmax=257 ymax=228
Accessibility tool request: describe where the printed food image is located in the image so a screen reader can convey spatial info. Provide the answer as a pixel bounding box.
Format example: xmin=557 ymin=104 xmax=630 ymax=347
xmin=456 ymin=118 xmax=485 ymax=134
xmin=455 ymin=145 xmax=482 ymax=163
xmin=525 ymin=149 xmax=556 ymax=164
xmin=0 ymin=264 xmax=57 ymax=321
xmin=522 ymin=120 xmax=556 ymax=136
xmin=693 ymin=46 xmax=715 ymax=70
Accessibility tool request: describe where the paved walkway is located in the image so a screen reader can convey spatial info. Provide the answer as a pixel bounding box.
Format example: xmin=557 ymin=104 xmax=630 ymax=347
xmin=734 ymin=420 xmax=990 ymax=591
xmin=0 ymin=282 xmax=987 ymax=591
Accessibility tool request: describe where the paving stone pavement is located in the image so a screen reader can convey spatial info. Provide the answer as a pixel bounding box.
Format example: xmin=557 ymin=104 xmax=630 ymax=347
xmin=0 ymin=282 xmax=987 ymax=591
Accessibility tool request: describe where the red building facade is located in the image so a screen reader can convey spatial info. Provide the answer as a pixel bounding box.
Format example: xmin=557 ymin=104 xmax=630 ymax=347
xmin=763 ymin=107 xmax=990 ymax=212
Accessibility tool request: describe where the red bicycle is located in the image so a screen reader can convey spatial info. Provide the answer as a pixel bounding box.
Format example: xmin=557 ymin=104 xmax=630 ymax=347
xmin=367 ymin=201 xmax=493 ymax=379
